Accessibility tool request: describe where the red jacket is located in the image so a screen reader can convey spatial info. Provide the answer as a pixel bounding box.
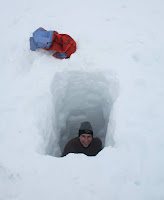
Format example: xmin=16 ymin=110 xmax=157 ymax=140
xmin=45 ymin=31 xmax=76 ymax=59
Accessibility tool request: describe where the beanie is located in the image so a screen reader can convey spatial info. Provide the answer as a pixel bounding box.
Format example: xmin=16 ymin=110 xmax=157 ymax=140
xmin=79 ymin=121 xmax=93 ymax=137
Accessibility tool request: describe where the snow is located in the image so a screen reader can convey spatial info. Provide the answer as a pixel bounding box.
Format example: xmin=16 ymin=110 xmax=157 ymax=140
xmin=0 ymin=0 xmax=164 ymax=199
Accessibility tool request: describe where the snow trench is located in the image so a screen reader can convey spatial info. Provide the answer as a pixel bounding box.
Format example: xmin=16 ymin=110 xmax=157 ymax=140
xmin=44 ymin=71 xmax=119 ymax=157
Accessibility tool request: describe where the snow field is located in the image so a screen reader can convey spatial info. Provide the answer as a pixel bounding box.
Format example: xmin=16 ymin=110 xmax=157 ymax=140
xmin=0 ymin=0 xmax=164 ymax=199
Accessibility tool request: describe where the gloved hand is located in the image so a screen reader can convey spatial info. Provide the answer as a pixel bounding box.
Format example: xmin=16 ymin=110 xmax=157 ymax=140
xmin=54 ymin=52 xmax=67 ymax=59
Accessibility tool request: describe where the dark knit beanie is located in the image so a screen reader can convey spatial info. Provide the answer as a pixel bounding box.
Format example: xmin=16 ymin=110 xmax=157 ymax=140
xmin=79 ymin=121 xmax=93 ymax=136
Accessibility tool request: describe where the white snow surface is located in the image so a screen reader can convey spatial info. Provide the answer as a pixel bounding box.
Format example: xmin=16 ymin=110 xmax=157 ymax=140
xmin=0 ymin=0 xmax=164 ymax=199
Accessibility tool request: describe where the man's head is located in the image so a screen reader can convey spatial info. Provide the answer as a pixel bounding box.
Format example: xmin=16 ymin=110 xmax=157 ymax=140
xmin=79 ymin=121 xmax=93 ymax=148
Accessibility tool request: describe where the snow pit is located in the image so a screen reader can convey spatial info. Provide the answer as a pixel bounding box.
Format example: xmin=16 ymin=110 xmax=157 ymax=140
xmin=45 ymin=71 xmax=119 ymax=157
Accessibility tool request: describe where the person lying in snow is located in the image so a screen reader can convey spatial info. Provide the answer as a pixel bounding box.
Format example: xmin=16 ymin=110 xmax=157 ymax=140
xmin=30 ymin=27 xmax=76 ymax=59
xmin=62 ymin=121 xmax=102 ymax=157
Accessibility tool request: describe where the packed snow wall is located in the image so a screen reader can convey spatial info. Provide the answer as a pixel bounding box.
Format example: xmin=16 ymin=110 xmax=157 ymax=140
xmin=44 ymin=71 xmax=119 ymax=157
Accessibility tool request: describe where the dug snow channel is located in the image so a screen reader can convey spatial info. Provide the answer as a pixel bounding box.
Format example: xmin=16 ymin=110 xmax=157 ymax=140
xmin=41 ymin=71 xmax=119 ymax=157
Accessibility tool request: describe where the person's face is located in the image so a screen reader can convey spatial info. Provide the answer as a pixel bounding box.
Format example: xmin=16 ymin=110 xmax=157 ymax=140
xmin=79 ymin=134 xmax=93 ymax=148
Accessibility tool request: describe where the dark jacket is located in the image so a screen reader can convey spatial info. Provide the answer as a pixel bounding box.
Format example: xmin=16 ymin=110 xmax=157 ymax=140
xmin=62 ymin=137 xmax=102 ymax=157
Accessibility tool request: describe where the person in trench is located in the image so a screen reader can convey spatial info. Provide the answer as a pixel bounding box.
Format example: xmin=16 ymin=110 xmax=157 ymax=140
xmin=62 ymin=121 xmax=102 ymax=157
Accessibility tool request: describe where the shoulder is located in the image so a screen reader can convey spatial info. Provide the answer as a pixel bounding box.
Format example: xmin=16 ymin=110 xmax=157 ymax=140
xmin=93 ymin=137 xmax=102 ymax=143
xmin=92 ymin=137 xmax=102 ymax=147
xmin=62 ymin=137 xmax=79 ymax=157
xmin=65 ymin=137 xmax=79 ymax=146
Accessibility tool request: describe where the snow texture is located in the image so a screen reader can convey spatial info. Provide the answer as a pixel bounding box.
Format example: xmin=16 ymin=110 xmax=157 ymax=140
xmin=0 ymin=0 xmax=164 ymax=199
